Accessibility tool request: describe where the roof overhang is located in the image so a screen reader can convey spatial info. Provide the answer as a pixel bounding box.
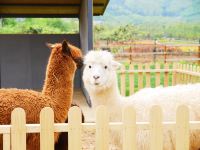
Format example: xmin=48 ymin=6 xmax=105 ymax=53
xmin=0 ymin=0 xmax=109 ymax=18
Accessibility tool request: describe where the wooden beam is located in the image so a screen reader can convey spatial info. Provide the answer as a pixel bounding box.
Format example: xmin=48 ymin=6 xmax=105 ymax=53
xmin=0 ymin=0 xmax=81 ymax=5
xmin=0 ymin=4 xmax=106 ymax=17
xmin=0 ymin=6 xmax=79 ymax=15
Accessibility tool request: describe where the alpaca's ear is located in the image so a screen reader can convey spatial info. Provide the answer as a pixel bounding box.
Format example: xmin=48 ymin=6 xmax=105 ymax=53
xmin=46 ymin=43 xmax=55 ymax=49
xmin=112 ymin=61 xmax=121 ymax=70
xmin=62 ymin=40 xmax=72 ymax=56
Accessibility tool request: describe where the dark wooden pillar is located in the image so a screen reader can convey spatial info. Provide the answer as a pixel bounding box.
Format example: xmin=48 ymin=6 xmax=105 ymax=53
xmin=80 ymin=0 xmax=93 ymax=54
xmin=79 ymin=0 xmax=93 ymax=106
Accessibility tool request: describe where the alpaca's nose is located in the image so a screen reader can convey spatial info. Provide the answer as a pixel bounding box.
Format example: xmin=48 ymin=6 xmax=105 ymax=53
xmin=93 ymin=75 xmax=100 ymax=80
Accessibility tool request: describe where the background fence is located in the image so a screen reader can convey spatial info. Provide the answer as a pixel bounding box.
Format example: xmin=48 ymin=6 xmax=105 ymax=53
xmin=118 ymin=63 xmax=200 ymax=96
xmin=96 ymin=40 xmax=200 ymax=64
xmin=1 ymin=106 xmax=200 ymax=150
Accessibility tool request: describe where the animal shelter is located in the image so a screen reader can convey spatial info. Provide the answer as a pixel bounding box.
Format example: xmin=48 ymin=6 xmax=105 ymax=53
xmin=0 ymin=0 xmax=109 ymax=105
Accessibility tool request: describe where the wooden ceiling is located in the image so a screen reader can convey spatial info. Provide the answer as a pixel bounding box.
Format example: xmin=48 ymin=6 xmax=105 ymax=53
xmin=0 ymin=0 xmax=109 ymax=17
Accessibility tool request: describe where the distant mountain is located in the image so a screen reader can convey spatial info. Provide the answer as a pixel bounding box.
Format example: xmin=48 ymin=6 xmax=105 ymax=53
xmin=95 ymin=0 xmax=200 ymax=25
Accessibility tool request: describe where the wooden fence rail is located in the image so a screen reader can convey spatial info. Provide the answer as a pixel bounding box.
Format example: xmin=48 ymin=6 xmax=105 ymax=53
xmin=119 ymin=63 xmax=200 ymax=96
xmin=1 ymin=106 xmax=200 ymax=150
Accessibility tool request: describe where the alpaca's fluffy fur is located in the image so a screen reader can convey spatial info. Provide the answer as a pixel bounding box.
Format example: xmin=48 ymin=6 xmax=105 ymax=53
xmin=0 ymin=40 xmax=83 ymax=150
xmin=83 ymin=50 xmax=200 ymax=149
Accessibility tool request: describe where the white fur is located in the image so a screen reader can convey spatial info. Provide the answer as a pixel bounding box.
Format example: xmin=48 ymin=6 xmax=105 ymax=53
xmin=83 ymin=50 xmax=200 ymax=149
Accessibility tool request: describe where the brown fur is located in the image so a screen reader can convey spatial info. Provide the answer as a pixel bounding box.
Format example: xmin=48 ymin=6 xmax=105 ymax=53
xmin=0 ymin=40 xmax=83 ymax=150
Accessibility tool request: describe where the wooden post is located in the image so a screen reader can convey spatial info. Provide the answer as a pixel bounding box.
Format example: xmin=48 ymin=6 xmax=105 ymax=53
xmin=3 ymin=134 xmax=10 ymax=150
xmin=40 ymin=107 xmax=54 ymax=150
xmin=153 ymin=39 xmax=157 ymax=63
xmin=138 ymin=64 xmax=143 ymax=91
xmin=164 ymin=45 xmax=167 ymax=64
xmin=96 ymin=106 xmax=109 ymax=150
xmin=145 ymin=64 xmax=151 ymax=87
xmin=182 ymin=64 xmax=187 ymax=84
xmin=155 ymin=64 xmax=160 ymax=87
xmin=178 ymin=63 xmax=183 ymax=84
xmin=11 ymin=108 xmax=26 ymax=150
xmin=150 ymin=105 xmax=163 ymax=150
xmin=120 ymin=65 xmax=126 ymax=96
xmin=176 ymin=105 xmax=189 ymax=150
xmin=172 ymin=63 xmax=177 ymax=85
xmin=164 ymin=64 xmax=169 ymax=87
xmin=129 ymin=64 xmax=135 ymax=94
xmin=129 ymin=46 xmax=132 ymax=64
xmin=68 ymin=106 xmax=82 ymax=150
xmin=123 ymin=106 xmax=136 ymax=150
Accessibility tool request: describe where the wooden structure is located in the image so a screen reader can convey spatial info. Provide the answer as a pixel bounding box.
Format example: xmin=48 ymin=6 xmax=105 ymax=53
xmin=1 ymin=105 xmax=199 ymax=149
xmin=0 ymin=0 xmax=109 ymax=17
xmin=115 ymin=43 xmax=200 ymax=64
xmin=119 ymin=63 xmax=200 ymax=96
xmin=0 ymin=0 xmax=110 ymax=105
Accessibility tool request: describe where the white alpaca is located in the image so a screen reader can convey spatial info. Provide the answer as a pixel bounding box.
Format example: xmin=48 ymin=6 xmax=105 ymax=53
xmin=83 ymin=50 xmax=200 ymax=149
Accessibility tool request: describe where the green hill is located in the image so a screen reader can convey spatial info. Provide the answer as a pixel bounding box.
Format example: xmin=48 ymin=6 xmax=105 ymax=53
xmin=95 ymin=0 xmax=200 ymax=24
xmin=93 ymin=0 xmax=200 ymax=41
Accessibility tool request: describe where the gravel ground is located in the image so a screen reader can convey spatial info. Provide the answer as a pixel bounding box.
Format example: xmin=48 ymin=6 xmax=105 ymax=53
xmin=82 ymin=128 xmax=119 ymax=150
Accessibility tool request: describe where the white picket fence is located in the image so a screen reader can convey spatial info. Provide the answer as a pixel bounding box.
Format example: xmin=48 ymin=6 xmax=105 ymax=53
xmin=1 ymin=105 xmax=200 ymax=150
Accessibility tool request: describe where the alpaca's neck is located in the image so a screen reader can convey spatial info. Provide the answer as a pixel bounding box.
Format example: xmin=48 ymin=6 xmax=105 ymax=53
xmin=89 ymin=77 xmax=124 ymax=122
xmin=42 ymin=54 xmax=75 ymax=112
xmin=90 ymin=78 xmax=121 ymax=108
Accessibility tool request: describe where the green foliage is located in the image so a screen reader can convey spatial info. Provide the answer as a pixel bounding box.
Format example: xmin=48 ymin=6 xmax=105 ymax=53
xmin=0 ymin=17 xmax=199 ymax=41
xmin=94 ymin=22 xmax=200 ymax=41
xmin=93 ymin=0 xmax=200 ymax=41
xmin=0 ymin=18 xmax=78 ymax=34
xmin=110 ymin=25 xmax=139 ymax=41
xmin=2 ymin=18 xmax=17 ymax=27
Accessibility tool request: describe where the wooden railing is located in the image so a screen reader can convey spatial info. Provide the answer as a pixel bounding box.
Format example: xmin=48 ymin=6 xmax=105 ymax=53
xmin=118 ymin=63 xmax=200 ymax=96
xmin=1 ymin=106 xmax=200 ymax=150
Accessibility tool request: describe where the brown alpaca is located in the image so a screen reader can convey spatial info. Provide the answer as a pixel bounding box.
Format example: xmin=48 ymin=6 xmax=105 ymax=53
xmin=0 ymin=40 xmax=83 ymax=150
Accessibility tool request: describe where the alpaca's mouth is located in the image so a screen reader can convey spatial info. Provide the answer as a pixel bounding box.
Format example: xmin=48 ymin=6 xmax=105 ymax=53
xmin=94 ymin=82 xmax=100 ymax=86
xmin=93 ymin=81 xmax=102 ymax=86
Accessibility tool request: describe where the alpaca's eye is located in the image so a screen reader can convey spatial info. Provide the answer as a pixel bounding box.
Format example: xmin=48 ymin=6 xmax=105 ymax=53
xmin=104 ymin=66 xmax=108 ymax=69
xmin=89 ymin=65 xmax=92 ymax=69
